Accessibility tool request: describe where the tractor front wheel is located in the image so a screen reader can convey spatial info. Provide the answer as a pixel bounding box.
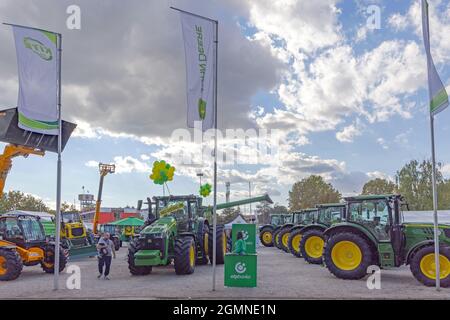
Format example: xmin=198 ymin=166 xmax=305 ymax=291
xmin=324 ymin=232 xmax=373 ymax=280
xmin=127 ymin=240 xmax=152 ymax=275
xmin=410 ymin=245 xmax=450 ymax=287
xmin=273 ymin=229 xmax=282 ymax=249
xmin=288 ymin=229 xmax=303 ymax=257
xmin=259 ymin=227 xmax=274 ymax=247
xmin=277 ymin=228 xmax=291 ymax=252
xmin=208 ymin=224 xmax=227 ymax=264
xmin=41 ymin=245 xmax=67 ymax=273
xmin=174 ymin=237 xmax=196 ymax=275
xmin=300 ymin=229 xmax=325 ymax=264
xmin=0 ymin=248 xmax=23 ymax=281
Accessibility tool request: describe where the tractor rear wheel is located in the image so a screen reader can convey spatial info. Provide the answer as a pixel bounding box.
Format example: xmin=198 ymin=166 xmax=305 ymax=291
xmin=197 ymin=223 xmax=210 ymax=265
xmin=277 ymin=227 xmax=291 ymax=252
xmin=259 ymin=227 xmax=274 ymax=247
xmin=410 ymin=245 xmax=450 ymax=287
xmin=41 ymin=245 xmax=67 ymax=273
xmin=0 ymin=248 xmax=23 ymax=281
xmin=288 ymin=229 xmax=303 ymax=257
xmin=208 ymin=224 xmax=227 ymax=264
xmin=127 ymin=240 xmax=152 ymax=275
xmin=324 ymin=232 xmax=373 ymax=280
xmin=174 ymin=237 xmax=196 ymax=275
xmin=300 ymin=229 xmax=325 ymax=264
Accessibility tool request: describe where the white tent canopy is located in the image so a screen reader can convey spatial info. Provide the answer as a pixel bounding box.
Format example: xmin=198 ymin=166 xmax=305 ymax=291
xmin=224 ymin=214 xmax=248 ymax=230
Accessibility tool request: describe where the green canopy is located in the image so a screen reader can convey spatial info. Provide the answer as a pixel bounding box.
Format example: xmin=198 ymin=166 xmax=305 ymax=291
xmin=108 ymin=217 xmax=144 ymax=227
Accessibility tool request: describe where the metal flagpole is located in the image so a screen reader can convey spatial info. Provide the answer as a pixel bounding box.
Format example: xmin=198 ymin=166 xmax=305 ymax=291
xmin=212 ymin=19 xmax=219 ymax=292
xmin=429 ymin=115 xmax=441 ymax=290
xmin=54 ymin=32 xmax=63 ymax=290
xmin=170 ymin=5 xmax=219 ymax=292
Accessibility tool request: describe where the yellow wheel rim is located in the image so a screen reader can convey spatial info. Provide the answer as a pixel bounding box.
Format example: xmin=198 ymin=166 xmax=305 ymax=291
xmin=204 ymin=233 xmax=209 ymax=256
xmin=331 ymin=241 xmax=362 ymax=271
xmin=305 ymin=236 xmax=325 ymax=259
xmin=0 ymin=256 xmax=7 ymax=275
xmin=189 ymin=244 xmax=195 ymax=268
xmin=420 ymin=253 xmax=450 ymax=280
xmin=282 ymin=233 xmax=290 ymax=248
xmin=291 ymin=235 xmax=302 ymax=252
xmin=262 ymin=231 xmax=272 ymax=245
xmin=223 ymin=231 xmax=227 ymax=255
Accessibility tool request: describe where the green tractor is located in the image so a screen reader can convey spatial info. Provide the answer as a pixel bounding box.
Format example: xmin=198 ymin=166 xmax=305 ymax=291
xmin=323 ymin=194 xmax=450 ymax=287
xmin=296 ymin=203 xmax=345 ymax=263
xmin=277 ymin=209 xmax=316 ymax=253
xmin=259 ymin=213 xmax=292 ymax=247
xmin=128 ymin=194 xmax=272 ymax=275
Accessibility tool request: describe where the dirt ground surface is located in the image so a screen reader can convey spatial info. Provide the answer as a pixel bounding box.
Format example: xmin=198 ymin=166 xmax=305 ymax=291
xmin=1 ymin=245 xmax=449 ymax=299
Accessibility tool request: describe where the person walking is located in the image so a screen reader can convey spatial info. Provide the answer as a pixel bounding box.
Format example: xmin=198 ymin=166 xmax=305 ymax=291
xmin=97 ymin=232 xmax=116 ymax=280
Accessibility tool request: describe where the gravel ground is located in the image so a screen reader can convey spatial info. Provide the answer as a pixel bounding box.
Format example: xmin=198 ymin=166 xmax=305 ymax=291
xmin=1 ymin=245 xmax=449 ymax=299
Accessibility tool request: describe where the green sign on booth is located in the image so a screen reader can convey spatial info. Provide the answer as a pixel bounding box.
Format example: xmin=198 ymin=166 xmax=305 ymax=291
xmin=232 ymin=223 xmax=256 ymax=254
xmin=224 ymin=253 xmax=257 ymax=287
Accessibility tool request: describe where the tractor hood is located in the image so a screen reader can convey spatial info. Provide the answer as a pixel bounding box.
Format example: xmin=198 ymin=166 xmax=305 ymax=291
xmin=140 ymin=216 xmax=176 ymax=237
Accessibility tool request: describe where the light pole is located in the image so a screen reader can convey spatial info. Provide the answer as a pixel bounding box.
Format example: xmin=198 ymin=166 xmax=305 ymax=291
xmin=197 ymin=172 xmax=204 ymax=189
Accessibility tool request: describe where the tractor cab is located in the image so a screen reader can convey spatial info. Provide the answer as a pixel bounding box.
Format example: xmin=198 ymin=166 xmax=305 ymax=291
xmin=315 ymin=203 xmax=346 ymax=226
xmin=153 ymin=195 xmax=202 ymax=233
xmin=0 ymin=213 xmax=46 ymax=247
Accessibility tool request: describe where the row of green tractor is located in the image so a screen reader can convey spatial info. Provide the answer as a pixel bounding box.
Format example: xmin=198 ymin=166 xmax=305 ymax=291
xmin=259 ymin=194 xmax=450 ymax=287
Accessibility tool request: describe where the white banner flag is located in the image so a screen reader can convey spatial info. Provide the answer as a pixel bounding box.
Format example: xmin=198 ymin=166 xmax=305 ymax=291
xmin=180 ymin=12 xmax=215 ymax=131
xmin=422 ymin=0 xmax=449 ymax=115
xmin=12 ymin=25 xmax=59 ymax=135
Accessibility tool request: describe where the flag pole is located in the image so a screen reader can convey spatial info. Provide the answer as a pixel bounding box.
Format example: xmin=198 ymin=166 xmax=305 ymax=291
xmin=212 ymin=19 xmax=219 ymax=292
xmin=54 ymin=32 xmax=63 ymax=290
xmin=429 ymin=114 xmax=441 ymax=290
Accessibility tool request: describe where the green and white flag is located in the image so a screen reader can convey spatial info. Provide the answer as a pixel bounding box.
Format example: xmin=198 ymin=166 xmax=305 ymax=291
xmin=179 ymin=12 xmax=215 ymax=131
xmin=422 ymin=0 xmax=449 ymax=115
xmin=12 ymin=25 xmax=59 ymax=135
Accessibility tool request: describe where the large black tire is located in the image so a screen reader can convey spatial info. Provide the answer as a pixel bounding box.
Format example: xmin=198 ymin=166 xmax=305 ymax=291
xmin=273 ymin=229 xmax=282 ymax=249
xmin=196 ymin=223 xmax=210 ymax=265
xmin=288 ymin=229 xmax=303 ymax=258
xmin=174 ymin=237 xmax=196 ymax=275
xmin=324 ymin=232 xmax=374 ymax=280
xmin=300 ymin=229 xmax=325 ymax=264
xmin=208 ymin=224 xmax=226 ymax=265
xmin=277 ymin=227 xmax=292 ymax=252
xmin=410 ymin=245 xmax=450 ymax=287
xmin=259 ymin=227 xmax=274 ymax=247
xmin=0 ymin=248 xmax=23 ymax=281
xmin=41 ymin=245 xmax=67 ymax=274
xmin=128 ymin=240 xmax=152 ymax=275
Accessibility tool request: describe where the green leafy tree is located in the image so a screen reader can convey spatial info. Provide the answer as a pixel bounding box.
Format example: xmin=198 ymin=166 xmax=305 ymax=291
xmin=289 ymin=175 xmax=341 ymax=211
xmin=395 ymin=159 xmax=448 ymax=210
xmin=362 ymin=178 xmax=396 ymax=195
xmin=0 ymin=190 xmax=50 ymax=213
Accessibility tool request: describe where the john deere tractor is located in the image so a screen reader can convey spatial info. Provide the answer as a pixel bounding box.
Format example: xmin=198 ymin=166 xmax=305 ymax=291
xmin=128 ymin=194 xmax=272 ymax=275
xmin=259 ymin=213 xmax=292 ymax=247
xmin=296 ymin=203 xmax=345 ymax=263
xmin=277 ymin=209 xmax=316 ymax=253
xmin=0 ymin=213 xmax=67 ymax=281
xmin=323 ymin=194 xmax=450 ymax=287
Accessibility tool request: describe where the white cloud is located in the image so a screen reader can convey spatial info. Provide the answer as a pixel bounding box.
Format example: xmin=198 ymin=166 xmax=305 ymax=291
xmin=336 ymin=120 xmax=364 ymax=143
xmin=377 ymin=137 xmax=389 ymax=150
xmin=85 ymin=157 xmax=150 ymax=174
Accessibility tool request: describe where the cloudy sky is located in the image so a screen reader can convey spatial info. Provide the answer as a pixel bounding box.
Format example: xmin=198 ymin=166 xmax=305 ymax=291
xmin=1 ymin=0 xmax=450 ymax=210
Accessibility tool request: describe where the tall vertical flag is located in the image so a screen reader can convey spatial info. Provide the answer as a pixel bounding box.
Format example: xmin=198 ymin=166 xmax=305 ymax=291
xmin=421 ymin=0 xmax=448 ymax=290
xmin=173 ymin=7 xmax=219 ymax=291
xmin=179 ymin=10 xmax=215 ymax=131
xmin=11 ymin=25 xmax=59 ymax=135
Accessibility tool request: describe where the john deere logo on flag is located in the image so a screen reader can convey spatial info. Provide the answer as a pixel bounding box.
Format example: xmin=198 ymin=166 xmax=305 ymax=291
xmin=198 ymin=99 xmax=206 ymax=119
xmin=23 ymin=37 xmax=52 ymax=61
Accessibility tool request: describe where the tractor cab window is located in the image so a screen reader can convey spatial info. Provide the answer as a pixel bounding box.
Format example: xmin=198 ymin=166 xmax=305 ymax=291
xmin=348 ymin=201 xmax=390 ymax=240
xmin=1 ymin=218 xmax=24 ymax=241
xmin=19 ymin=216 xmax=45 ymax=242
xmin=293 ymin=213 xmax=303 ymax=224
xmin=303 ymin=212 xmax=314 ymax=224
xmin=284 ymin=215 xmax=293 ymax=224
xmin=318 ymin=207 xmax=342 ymax=224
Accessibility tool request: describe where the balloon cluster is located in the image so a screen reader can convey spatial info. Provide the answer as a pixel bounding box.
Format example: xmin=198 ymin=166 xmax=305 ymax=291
xmin=199 ymin=183 xmax=212 ymax=197
xmin=149 ymin=160 xmax=175 ymax=185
